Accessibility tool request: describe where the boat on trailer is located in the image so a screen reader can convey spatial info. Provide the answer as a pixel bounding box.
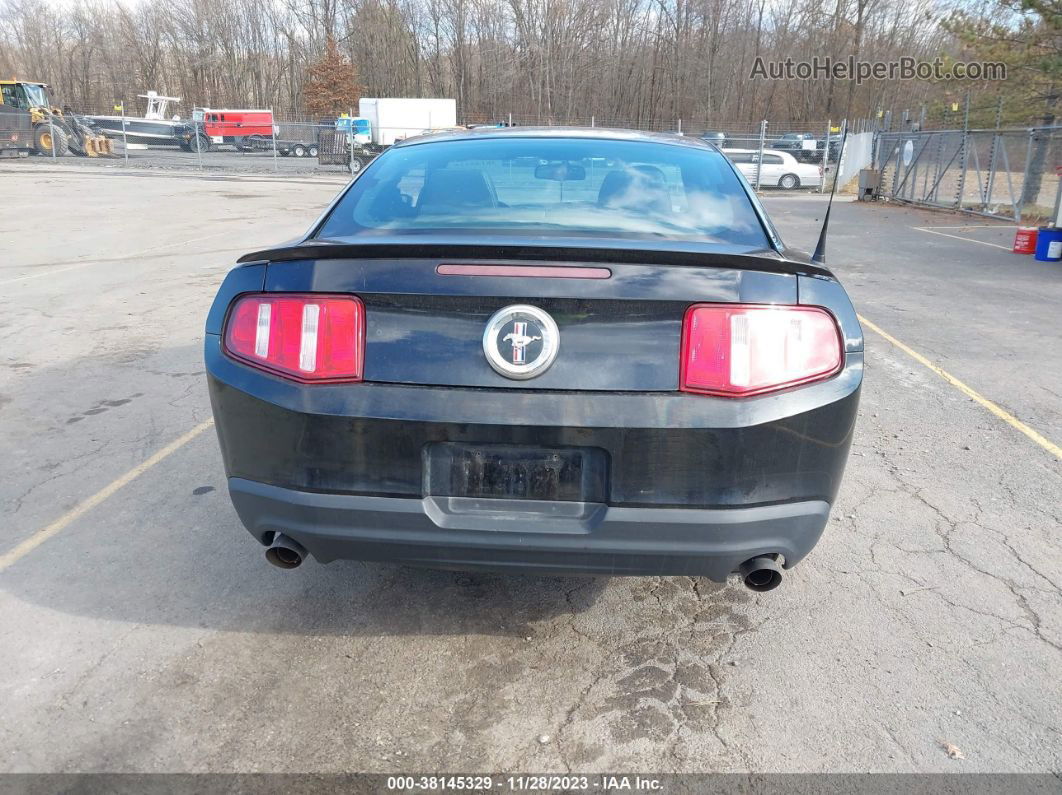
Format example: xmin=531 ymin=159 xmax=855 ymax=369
xmin=85 ymin=91 xmax=191 ymax=146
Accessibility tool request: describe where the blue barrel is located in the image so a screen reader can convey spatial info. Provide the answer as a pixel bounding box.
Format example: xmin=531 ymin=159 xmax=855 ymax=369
xmin=1034 ymin=227 xmax=1062 ymax=261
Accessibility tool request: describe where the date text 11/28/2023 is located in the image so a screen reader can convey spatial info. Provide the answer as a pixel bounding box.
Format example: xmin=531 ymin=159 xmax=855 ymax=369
xmin=385 ymin=775 xmax=664 ymax=791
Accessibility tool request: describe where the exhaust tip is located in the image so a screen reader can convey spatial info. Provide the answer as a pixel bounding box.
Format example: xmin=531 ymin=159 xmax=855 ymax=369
xmin=265 ymin=534 xmax=306 ymax=569
xmin=738 ymin=555 xmax=784 ymax=592
xmin=266 ymin=546 xmax=303 ymax=569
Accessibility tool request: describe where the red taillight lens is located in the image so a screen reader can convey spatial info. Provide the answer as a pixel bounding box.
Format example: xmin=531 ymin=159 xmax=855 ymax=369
xmin=681 ymin=304 xmax=842 ymax=397
xmin=223 ymin=293 xmax=364 ymax=382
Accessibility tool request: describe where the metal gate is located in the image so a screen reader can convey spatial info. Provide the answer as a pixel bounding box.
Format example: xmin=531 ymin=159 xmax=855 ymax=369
xmin=874 ymin=126 xmax=1061 ymax=222
xmin=317 ymin=130 xmax=349 ymax=166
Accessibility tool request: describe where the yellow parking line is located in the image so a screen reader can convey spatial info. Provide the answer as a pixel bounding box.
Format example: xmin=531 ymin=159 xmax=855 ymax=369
xmin=912 ymin=226 xmax=1011 ymax=251
xmin=0 ymin=419 xmax=215 ymax=572
xmin=858 ymin=314 xmax=1061 ymax=459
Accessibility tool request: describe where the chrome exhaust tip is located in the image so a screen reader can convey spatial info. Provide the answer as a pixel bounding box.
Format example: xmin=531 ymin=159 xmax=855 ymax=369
xmin=265 ymin=533 xmax=308 ymax=570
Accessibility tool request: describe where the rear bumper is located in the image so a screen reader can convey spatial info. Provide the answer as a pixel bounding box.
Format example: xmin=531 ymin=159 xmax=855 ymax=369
xmin=206 ymin=336 xmax=862 ymax=506
xmin=207 ymin=333 xmax=860 ymax=579
xmin=229 ymin=477 xmax=830 ymax=580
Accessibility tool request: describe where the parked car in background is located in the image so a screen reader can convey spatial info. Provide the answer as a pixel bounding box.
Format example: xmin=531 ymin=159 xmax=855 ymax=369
xmin=771 ymin=132 xmax=819 ymax=162
xmin=819 ymin=135 xmax=842 ymax=161
xmin=772 ymin=131 xmax=842 ymax=163
xmin=699 ymin=131 xmax=728 ymax=147
xmin=723 ymin=148 xmax=822 ymax=189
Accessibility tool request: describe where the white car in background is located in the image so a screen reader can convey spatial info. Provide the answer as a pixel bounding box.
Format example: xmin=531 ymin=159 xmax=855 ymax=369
xmin=723 ymin=148 xmax=823 ymax=190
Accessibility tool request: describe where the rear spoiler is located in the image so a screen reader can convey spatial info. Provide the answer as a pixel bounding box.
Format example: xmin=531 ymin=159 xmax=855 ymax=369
xmin=237 ymin=239 xmax=835 ymax=279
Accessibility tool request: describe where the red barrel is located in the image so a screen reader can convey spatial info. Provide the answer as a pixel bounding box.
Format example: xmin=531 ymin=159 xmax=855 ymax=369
xmin=1013 ymin=226 xmax=1038 ymax=254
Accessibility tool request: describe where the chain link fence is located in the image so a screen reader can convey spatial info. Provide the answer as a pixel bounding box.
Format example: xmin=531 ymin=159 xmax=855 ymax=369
xmin=12 ymin=105 xmax=863 ymax=192
xmin=874 ymin=126 xmax=1062 ymax=223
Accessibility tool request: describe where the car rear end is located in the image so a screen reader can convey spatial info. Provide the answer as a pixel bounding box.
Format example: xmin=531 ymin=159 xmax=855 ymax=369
xmin=205 ymin=130 xmax=862 ymax=588
xmin=797 ymin=158 xmax=825 ymax=188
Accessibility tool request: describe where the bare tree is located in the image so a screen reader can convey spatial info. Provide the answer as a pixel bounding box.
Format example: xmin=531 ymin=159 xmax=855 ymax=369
xmin=0 ymin=0 xmax=977 ymax=130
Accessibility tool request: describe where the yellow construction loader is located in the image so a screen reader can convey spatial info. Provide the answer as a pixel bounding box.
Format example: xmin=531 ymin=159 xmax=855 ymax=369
xmin=0 ymin=79 xmax=113 ymax=156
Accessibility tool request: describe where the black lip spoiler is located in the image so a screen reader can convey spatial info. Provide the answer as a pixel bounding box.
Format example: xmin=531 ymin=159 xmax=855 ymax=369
xmin=237 ymin=239 xmax=834 ymax=279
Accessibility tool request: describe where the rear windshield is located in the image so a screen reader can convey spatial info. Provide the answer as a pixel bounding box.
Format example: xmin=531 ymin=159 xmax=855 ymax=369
xmin=315 ymin=137 xmax=769 ymax=247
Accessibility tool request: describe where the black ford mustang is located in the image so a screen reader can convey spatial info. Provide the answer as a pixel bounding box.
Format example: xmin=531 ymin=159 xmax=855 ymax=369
xmin=205 ymin=127 xmax=862 ymax=591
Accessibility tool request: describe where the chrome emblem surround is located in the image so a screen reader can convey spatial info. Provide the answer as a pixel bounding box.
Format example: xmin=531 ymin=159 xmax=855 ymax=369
xmin=482 ymin=304 xmax=560 ymax=380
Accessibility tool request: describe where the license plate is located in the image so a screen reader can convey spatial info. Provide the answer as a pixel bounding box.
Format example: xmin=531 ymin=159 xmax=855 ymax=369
xmin=425 ymin=443 xmax=608 ymax=502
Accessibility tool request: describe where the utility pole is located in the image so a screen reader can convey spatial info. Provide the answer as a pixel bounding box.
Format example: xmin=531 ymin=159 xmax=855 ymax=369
xmin=821 ymin=120 xmax=831 ymax=194
xmin=119 ymin=101 xmax=128 ymax=165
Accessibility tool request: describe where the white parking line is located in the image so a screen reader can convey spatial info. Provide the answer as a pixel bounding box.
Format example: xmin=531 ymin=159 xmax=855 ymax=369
xmin=918 ymin=225 xmax=1015 ymax=229
xmin=912 ymin=226 xmax=1013 ymax=251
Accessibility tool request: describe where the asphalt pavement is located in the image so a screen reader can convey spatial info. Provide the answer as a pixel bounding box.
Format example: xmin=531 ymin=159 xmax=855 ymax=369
xmin=1 ymin=164 xmax=1059 ymax=776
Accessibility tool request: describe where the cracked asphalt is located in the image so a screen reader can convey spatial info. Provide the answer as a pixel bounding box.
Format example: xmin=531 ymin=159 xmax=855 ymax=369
xmin=1 ymin=164 xmax=1060 ymax=775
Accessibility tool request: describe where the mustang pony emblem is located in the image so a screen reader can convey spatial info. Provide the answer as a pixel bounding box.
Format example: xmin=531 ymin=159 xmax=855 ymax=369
xmin=502 ymin=322 xmax=541 ymax=363
xmin=483 ymin=305 xmax=559 ymax=379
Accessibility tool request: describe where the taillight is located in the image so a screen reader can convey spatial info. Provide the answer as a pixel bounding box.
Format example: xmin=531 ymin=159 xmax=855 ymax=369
xmin=680 ymin=304 xmax=842 ymax=397
xmin=223 ymin=293 xmax=364 ymax=382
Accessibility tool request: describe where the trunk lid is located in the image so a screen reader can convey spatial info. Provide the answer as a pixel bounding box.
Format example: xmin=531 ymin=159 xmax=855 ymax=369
xmin=261 ymin=248 xmax=798 ymax=392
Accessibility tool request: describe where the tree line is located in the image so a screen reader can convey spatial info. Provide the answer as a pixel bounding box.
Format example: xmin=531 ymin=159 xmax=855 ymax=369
xmin=0 ymin=0 xmax=1053 ymax=130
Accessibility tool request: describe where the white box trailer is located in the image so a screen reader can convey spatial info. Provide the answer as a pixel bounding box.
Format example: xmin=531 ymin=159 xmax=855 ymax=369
xmin=358 ymin=98 xmax=457 ymax=146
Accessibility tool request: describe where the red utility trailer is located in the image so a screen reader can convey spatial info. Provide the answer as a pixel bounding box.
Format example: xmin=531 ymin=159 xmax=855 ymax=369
xmin=188 ymin=108 xmax=275 ymax=151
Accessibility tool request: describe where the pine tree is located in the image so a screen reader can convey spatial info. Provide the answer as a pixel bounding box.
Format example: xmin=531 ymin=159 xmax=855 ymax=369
xmin=944 ymin=0 xmax=1060 ymax=202
xmin=944 ymin=0 xmax=1060 ymax=121
xmin=304 ymin=36 xmax=362 ymax=119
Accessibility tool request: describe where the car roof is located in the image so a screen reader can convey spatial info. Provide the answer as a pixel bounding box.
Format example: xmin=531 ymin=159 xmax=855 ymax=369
xmin=392 ymin=125 xmax=721 ymax=152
